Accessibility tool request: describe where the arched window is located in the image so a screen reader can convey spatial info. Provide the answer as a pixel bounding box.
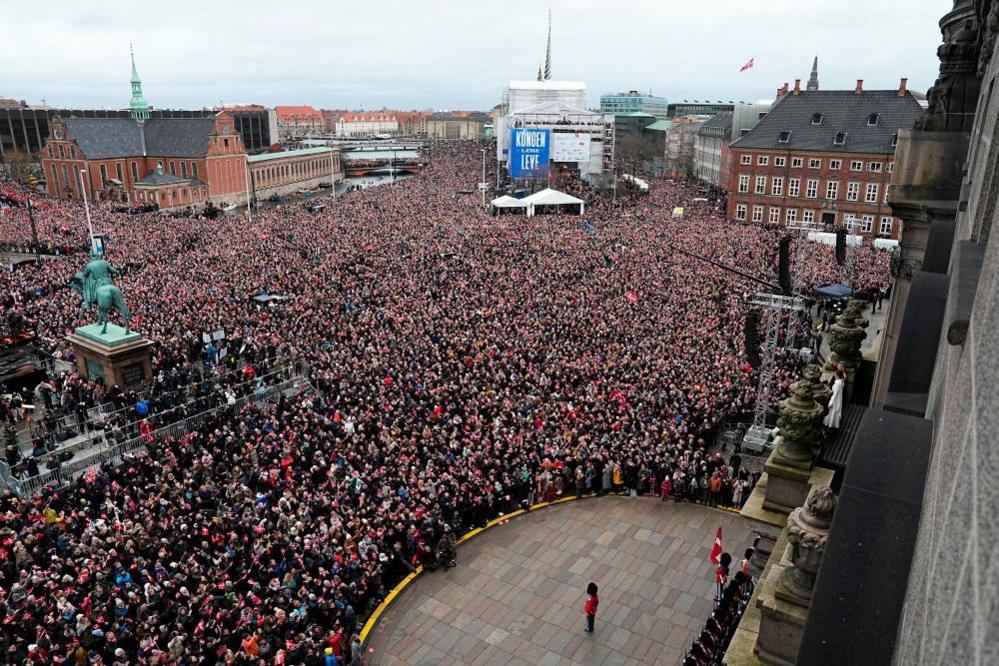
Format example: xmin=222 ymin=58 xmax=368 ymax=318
xmin=192 ymin=162 xmax=199 ymax=179
xmin=131 ymin=162 xmax=138 ymax=182
xmin=116 ymin=163 xmax=123 ymax=181
xmin=181 ymin=162 xmax=188 ymax=178
xmin=99 ymin=164 xmax=108 ymax=187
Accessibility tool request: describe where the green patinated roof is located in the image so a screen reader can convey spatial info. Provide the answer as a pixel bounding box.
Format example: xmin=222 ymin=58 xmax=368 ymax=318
xmin=645 ymin=120 xmax=672 ymax=132
xmin=247 ymin=147 xmax=335 ymax=163
xmin=616 ymin=111 xmax=655 ymax=118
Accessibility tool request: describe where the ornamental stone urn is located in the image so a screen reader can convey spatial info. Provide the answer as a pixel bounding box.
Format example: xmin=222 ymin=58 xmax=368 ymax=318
xmin=777 ymin=486 xmax=837 ymax=607
xmin=771 ymin=383 xmax=824 ymax=471
xmin=825 ymin=300 xmax=868 ymax=373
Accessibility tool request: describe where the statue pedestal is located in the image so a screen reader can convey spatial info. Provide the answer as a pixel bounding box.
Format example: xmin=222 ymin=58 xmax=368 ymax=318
xmin=67 ymin=323 xmax=153 ymax=389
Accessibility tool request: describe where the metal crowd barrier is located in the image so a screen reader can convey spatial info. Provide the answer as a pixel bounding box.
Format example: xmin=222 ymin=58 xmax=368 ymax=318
xmin=1 ymin=376 xmax=309 ymax=496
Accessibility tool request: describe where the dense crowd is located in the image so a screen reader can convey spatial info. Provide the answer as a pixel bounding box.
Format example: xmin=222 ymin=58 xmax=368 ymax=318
xmin=0 ymin=141 xmax=891 ymax=664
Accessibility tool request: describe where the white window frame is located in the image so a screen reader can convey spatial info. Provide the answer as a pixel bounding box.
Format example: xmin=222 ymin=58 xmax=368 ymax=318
xmin=880 ymin=216 xmax=894 ymax=235
xmin=829 ymin=159 xmax=842 ymax=170
xmin=788 ymin=177 xmax=801 ymax=197
xmin=768 ymin=206 xmax=781 ymax=224
xmin=802 ymin=209 xmax=815 ymax=223
xmin=846 ymin=182 xmax=860 ymax=202
xmin=806 ymin=179 xmax=818 ymax=198
xmin=758 ymin=155 xmax=770 ymax=165
xmin=785 ymin=208 xmax=797 ymax=224
xmin=772 ymin=177 xmax=784 ymax=196
xmin=774 ymin=156 xmax=786 ymax=167
xmin=860 ymin=214 xmax=874 ymax=233
xmin=808 ymin=158 xmax=822 ymax=169
xmin=826 ymin=181 xmax=839 ymax=200
xmin=886 ymin=161 xmax=894 ymax=173
xmin=735 ymin=203 xmax=747 ymax=220
xmin=869 ymin=162 xmax=883 ymax=172
xmin=850 ymin=160 xmax=863 ymax=171
xmin=791 ymin=157 xmax=803 ymax=168
xmin=741 ymin=154 xmax=752 ymax=165
xmin=738 ymin=174 xmax=749 ymax=193
xmin=865 ymin=183 xmax=879 ymax=203
xmin=755 ymin=176 xmax=767 ymax=194
xmin=752 ymin=205 xmax=764 ymax=223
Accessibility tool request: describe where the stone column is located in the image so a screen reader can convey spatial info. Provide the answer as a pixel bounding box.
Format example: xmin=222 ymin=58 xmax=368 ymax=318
xmin=762 ymin=383 xmax=825 ymax=514
xmin=754 ymin=486 xmax=838 ymax=666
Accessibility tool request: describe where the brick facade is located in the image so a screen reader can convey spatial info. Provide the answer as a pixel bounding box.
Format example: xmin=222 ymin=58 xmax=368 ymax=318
xmin=726 ymin=147 xmax=899 ymax=238
xmin=41 ymin=112 xmax=247 ymax=211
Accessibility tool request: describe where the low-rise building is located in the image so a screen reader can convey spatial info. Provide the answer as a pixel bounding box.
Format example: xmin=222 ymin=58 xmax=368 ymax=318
xmin=692 ymin=113 xmax=732 ymax=187
xmin=726 ymin=77 xmax=923 ymax=238
xmin=334 ymin=113 xmax=399 ymax=138
xmin=247 ymin=146 xmax=342 ymax=200
xmin=274 ymin=106 xmax=324 ymax=142
xmin=600 ymin=91 xmax=670 ymax=119
xmin=425 ymin=112 xmax=490 ymax=139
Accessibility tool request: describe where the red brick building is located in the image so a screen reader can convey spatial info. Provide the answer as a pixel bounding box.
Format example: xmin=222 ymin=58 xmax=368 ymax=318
xmin=726 ymin=78 xmax=924 ymax=239
xmin=273 ymin=106 xmax=323 ymax=142
xmin=42 ymin=111 xmax=248 ymax=211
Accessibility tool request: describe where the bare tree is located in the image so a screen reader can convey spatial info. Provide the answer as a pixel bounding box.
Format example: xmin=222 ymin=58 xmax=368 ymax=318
xmin=615 ymin=132 xmax=659 ymax=180
xmin=5 ymin=149 xmax=38 ymax=185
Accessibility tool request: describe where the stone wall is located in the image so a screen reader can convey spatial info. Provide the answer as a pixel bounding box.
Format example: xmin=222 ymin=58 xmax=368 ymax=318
xmin=893 ymin=5 xmax=999 ymax=662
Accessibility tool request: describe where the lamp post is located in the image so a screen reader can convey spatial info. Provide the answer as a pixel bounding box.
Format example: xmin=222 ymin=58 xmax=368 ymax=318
xmin=480 ymin=148 xmax=487 ymax=207
xmin=244 ymin=155 xmax=253 ymax=224
xmin=79 ymin=168 xmax=94 ymax=250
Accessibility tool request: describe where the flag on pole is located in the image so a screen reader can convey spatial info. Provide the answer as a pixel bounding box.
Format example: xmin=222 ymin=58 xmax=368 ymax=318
xmin=739 ymin=58 xmax=755 ymax=72
xmin=709 ymin=527 xmax=723 ymax=563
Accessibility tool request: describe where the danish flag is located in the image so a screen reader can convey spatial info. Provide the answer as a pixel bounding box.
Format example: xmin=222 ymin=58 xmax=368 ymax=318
xmin=709 ymin=527 xmax=723 ymax=564
xmin=740 ymin=58 xmax=755 ymax=72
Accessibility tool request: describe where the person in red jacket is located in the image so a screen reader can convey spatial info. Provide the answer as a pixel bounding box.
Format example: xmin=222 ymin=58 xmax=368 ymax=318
xmin=584 ymin=582 xmax=599 ymax=633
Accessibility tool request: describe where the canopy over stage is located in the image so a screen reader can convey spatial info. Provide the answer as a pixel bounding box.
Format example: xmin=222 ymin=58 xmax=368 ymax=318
xmin=490 ymin=188 xmax=585 ymax=217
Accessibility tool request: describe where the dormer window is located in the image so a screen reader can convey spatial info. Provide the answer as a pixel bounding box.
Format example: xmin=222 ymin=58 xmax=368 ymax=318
xmin=834 ymin=132 xmax=847 ymax=145
xmin=811 ymin=113 xmax=823 ymax=125
xmin=891 ymin=133 xmax=898 ymax=147
xmin=867 ymin=113 xmax=880 ymax=126
xmin=778 ymin=131 xmax=791 ymax=143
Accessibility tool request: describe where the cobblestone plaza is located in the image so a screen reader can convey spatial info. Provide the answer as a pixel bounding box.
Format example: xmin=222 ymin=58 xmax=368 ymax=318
xmin=365 ymin=497 xmax=756 ymax=665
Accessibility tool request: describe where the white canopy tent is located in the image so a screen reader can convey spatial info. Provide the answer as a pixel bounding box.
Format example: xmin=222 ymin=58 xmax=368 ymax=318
xmin=490 ymin=195 xmax=529 ymax=215
xmin=522 ymin=188 xmax=586 ymax=217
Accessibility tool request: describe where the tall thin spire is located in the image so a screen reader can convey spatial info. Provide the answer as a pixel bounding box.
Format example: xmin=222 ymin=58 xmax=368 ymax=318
xmin=537 ymin=65 xmax=543 ymax=82
xmin=129 ymin=43 xmax=149 ymax=123
xmin=543 ymin=8 xmax=552 ymax=81
xmin=806 ymin=55 xmax=819 ymax=92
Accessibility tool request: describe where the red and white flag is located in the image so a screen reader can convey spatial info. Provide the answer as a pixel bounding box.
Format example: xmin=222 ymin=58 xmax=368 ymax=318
xmin=709 ymin=527 xmax=723 ymax=564
xmin=739 ymin=58 xmax=755 ymax=72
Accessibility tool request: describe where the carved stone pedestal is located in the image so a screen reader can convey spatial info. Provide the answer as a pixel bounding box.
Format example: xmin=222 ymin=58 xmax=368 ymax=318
xmin=67 ymin=323 xmax=153 ymax=389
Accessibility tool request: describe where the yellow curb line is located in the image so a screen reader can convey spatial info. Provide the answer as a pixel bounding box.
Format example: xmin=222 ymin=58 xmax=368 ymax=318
xmin=360 ymin=492 xmax=600 ymax=645
xmin=358 ymin=491 xmax=744 ymax=645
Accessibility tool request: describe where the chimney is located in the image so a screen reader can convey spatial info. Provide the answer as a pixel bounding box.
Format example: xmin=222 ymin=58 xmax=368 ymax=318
xmin=855 ymin=79 xmax=864 ymax=95
xmin=899 ymin=77 xmax=908 ymax=96
xmin=793 ymin=79 xmax=801 ymax=96
xmin=782 ymin=82 xmax=789 ymax=96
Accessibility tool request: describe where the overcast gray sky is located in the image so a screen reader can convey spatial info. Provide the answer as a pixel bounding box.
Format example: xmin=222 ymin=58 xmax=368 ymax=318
xmin=4 ymin=0 xmax=948 ymax=111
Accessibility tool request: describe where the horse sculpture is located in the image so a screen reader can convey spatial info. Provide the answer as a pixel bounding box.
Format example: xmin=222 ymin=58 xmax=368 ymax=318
xmin=70 ymin=272 xmax=131 ymax=335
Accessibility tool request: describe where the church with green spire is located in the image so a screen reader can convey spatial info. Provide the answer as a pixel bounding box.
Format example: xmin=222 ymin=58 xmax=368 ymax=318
xmin=129 ymin=45 xmax=149 ymax=122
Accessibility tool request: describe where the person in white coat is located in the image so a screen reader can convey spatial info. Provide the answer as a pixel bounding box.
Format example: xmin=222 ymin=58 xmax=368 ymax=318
xmin=824 ymin=371 xmax=846 ymax=430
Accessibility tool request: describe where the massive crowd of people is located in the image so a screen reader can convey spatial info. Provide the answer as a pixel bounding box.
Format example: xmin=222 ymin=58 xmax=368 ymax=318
xmin=0 ymin=141 xmax=891 ymax=664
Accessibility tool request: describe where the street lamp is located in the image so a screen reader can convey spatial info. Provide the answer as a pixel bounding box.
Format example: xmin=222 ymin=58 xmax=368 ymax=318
xmin=480 ymin=148 xmax=487 ymax=207
xmin=79 ymin=168 xmax=95 ymax=251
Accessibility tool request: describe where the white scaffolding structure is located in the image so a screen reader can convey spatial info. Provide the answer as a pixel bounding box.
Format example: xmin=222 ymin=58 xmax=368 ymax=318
xmin=742 ymin=292 xmax=809 ymax=454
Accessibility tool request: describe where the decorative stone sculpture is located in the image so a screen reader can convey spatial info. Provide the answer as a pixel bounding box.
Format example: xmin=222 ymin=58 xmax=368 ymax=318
xmin=777 ymin=486 xmax=837 ymax=607
xmin=798 ymin=364 xmax=832 ymax=416
xmin=69 ymin=255 xmax=131 ymax=335
xmin=826 ymin=301 xmax=867 ymax=373
xmin=917 ymin=2 xmax=982 ymax=133
xmin=771 ymin=383 xmax=824 ymax=471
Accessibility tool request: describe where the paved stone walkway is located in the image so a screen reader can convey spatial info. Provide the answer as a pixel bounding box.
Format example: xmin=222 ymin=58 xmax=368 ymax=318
xmin=365 ymin=496 xmax=757 ymax=665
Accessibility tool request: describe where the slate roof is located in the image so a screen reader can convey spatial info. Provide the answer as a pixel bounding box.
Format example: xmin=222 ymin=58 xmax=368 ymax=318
xmin=730 ymin=90 xmax=924 ymax=154
xmin=697 ymin=112 xmax=732 ymax=139
xmin=63 ymin=117 xmax=216 ymax=160
xmin=135 ymin=171 xmax=187 ymax=186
